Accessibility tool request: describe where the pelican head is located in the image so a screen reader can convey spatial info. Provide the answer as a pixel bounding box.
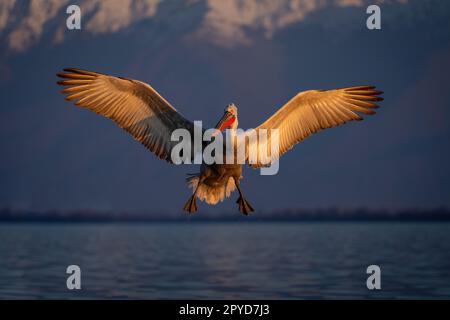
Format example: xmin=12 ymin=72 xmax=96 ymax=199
xmin=226 ymin=103 xmax=238 ymax=116
xmin=215 ymin=103 xmax=239 ymax=133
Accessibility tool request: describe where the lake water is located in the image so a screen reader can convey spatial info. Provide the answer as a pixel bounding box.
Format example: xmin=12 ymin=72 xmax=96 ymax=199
xmin=0 ymin=222 xmax=449 ymax=299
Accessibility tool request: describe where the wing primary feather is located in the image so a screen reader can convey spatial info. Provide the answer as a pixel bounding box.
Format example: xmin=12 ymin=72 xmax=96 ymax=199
xmin=57 ymin=68 xmax=196 ymax=164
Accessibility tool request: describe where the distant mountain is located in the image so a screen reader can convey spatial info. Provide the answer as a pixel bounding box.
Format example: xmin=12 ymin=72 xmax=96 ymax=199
xmin=0 ymin=0 xmax=413 ymax=53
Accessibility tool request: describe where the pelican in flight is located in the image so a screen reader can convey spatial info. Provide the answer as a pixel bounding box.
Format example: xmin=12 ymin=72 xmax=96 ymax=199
xmin=57 ymin=68 xmax=383 ymax=215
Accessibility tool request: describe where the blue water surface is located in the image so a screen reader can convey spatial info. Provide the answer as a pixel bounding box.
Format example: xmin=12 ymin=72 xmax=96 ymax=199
xmin=0 ymin=222 xmax=449 ymax=299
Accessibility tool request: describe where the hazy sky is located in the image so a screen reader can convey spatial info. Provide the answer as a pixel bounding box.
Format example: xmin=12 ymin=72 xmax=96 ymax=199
xmin=1 ymin=0 xmax=449 ymax=213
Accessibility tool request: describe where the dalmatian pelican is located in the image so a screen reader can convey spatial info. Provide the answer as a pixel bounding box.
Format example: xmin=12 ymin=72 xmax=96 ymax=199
xmin=57 ymin=68 xmax=383 ymax=215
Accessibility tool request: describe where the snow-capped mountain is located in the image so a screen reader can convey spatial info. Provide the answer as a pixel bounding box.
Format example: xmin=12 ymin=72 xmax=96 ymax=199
xmin=0 ymin=0 xmax=411 ymax=53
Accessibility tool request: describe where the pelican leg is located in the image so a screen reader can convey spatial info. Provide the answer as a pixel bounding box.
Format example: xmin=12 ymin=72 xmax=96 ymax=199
xmin=183 ymin=178 xmax=202 ymax=213
xmin=183 ymin=195 xmax=197 ymax=213
xmin=233 ymin=177 xmax=255 ymax=215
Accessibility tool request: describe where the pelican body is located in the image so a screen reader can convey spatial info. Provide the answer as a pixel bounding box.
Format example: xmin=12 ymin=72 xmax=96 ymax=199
xmin=184 ymin=104 xmax=254 ymax=213
xmin=57 ymin=68 xmax=383 ymax=215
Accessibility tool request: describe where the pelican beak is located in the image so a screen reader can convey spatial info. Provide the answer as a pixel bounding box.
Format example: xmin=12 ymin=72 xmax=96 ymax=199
xmin=213 ymin=111 xmax=236 ymax=137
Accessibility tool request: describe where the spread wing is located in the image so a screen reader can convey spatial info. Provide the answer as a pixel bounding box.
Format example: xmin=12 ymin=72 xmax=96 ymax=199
xmin=58 ymin=68 xmax=197 ymax=163
xmin=246 ymin=86 xmax=383 ymax=168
